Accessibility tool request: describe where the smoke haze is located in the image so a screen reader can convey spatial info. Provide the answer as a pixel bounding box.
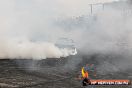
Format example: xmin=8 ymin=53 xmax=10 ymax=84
xmin=0 ymin=0 xmax=132 ymax=73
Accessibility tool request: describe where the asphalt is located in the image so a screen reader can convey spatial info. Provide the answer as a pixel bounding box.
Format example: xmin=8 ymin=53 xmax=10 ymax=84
xmin=0 ymin=55 xmax=131 ymax=88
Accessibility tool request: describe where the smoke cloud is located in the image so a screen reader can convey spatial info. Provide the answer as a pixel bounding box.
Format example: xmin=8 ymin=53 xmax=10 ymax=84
xmin=0 ymin=0 xmax=118 ymax=59
xmin=0 ymin=38 xmax=77 ymax=59
xmin=0 ymin=0 xmax=132 ymax=75
xmin=52 ymin=0 xmax=132 ymax=73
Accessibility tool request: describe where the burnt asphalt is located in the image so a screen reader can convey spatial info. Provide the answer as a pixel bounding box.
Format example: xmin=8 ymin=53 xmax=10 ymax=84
xmin=0 ymin=55 xmax=132 ymax=88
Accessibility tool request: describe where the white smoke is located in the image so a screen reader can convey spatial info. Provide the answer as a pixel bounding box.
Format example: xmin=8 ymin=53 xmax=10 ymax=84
xmin=52 ymin=0 xmax=132 ymax=72
xmin=0 ymin=38 xmax=77 ymax=59
xmin=0 ymin=0 xmax=126 ymax=60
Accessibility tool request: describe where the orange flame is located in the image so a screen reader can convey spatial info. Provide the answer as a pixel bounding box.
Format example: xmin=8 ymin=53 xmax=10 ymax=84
xmin=82 ymin=67 xmax=89 ymax=78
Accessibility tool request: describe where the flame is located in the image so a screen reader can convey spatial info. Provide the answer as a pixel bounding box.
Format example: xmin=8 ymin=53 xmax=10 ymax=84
xmin=81 ymin=67 xmax=89 ymax=78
